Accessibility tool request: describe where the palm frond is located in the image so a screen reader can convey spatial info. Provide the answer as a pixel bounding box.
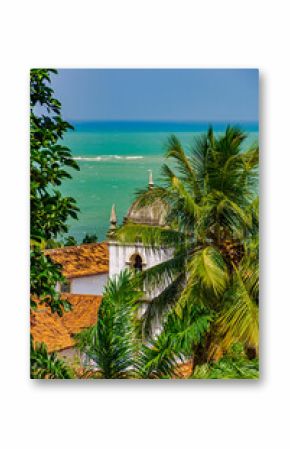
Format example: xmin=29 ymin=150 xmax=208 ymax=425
xmin=205 ymin=191 xmax=252 ymax=238
xmin=241 ymin=144 xmax=259 ymax=170
xmin=139 ymin=304 xmax=212 ymax=378
xmin=189 ymin=133 xmax=212 ymax=195
xmin=190 ymin=246 xmax=229 ymax=296
xmin=170 ymin=175 xmax=202 ymax=223
xmin=165 ymin=135 xmax=200 ymax=197
xmin=75 ymin=270 xmax=142 ymax=379
xmin=216 ymin=268 xmax=259 ymax=352
xmin=141 ymin=273 xmax=186 ymax=337
xmin=175 ymin=246 xmax=229 ymax=315
xmin=133 ymin=185 xmax=171 ymax=208
xmin=140 ymin=250 xmax=187 ymax=293
xmin=30 ymin=340 xmax=74 ymax=379
xmin=217 ymin=126 xmax=247 ymax=158
xmin=115 ymin=223 xmax=182 ymax=248
xmin=192 ymin=343 xmax=259 ymax=379
xmin=160 ymin=163 xmax=177 ymax=185
xmin=239 ymin=236 xmax=259 ymax=301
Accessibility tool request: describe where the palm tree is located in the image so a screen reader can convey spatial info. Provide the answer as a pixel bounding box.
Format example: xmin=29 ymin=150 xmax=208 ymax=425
xmin=115 ymin=126 xmax=259 ymax=362
xmin=30 ymin=339 xmax=74 ymax=379
xmin=192 ymin=343 xmax=259 ymax=379
xmin=75 ymin=270 xmax=212 ymax=378
xmin=75 ymin=270 xmax=142 ymax=379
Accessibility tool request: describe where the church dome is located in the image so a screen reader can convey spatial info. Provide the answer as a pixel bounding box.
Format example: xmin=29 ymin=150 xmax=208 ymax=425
xmin=124 ymin=170 xmax=167 ymax=227
xmin=125 ymin=197 xmax=167 ymax=226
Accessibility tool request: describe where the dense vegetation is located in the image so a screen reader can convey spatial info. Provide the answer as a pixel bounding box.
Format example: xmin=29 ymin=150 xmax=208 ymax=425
xmin=30 ymin=339 xmax=74 ymax=379
xmin=30 ymin=68 xmax=79 ymax=315
xmin=76 ymin=270 xmax=258 ymax=379
xmin=76 ymin=271 xmax=212 ymax=378
xmin=192 ymin=343 xmax=259 ymax=379
xmin=30 ymin=69 xmax=79 ymax=378
xmin=115 ymin=127 xmax=259 ymax=372
xmin=30 ymin=69 xmax=259 ymax=379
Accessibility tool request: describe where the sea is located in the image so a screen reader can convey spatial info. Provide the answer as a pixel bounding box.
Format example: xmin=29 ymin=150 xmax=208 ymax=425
xmin=59 ymin=121 xmax=259 ymax=242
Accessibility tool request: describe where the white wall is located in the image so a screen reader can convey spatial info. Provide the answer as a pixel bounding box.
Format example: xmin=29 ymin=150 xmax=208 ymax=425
xmin=108 ymin=241 xmax=173 ymax=278
xmin=70 ymin=273 xmax=108 ymax=295
xmin=108 ymin=241 xmax=173 ymax=335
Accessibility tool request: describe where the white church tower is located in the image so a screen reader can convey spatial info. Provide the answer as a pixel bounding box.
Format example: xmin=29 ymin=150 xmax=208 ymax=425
xmin=107 ymin=171 xmax=172 ymax=293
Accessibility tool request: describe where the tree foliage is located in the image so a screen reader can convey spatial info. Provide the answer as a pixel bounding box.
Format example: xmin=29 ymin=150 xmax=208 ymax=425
xmin=30 ymin=69 xmax=79 ymax=315
xmin=75 ymin=270 xmax=212 ymax=379
xmin=30 ymin=339 xmax=74 ymax=379
xmin=75 ymin=270 xmax=142 ymax=379
xmin=115 ymin=126 xmax=259 ymax=360
xmin=63 ymin=235 xmax=78 ymax=246
xmin=139 ymin=304 xmax=212 ymax=378
xmin=192 ymin=343 xmax=259 ymax=379
xmin=82 ymin=233 xmax=98 ymax=244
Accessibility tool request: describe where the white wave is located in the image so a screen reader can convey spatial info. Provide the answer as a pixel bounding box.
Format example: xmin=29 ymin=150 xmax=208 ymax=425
xmin=73 ymin=155 xmax=144 ymax=161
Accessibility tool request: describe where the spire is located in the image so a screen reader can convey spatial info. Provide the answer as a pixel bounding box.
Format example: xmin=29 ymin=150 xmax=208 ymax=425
xmin=148 ymin=169 xmax=154 ymax=190
xmin=109 ymin=204 xmax=117 ymax=229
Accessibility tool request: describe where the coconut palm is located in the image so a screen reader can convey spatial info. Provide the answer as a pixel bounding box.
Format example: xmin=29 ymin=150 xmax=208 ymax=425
xmin=115 ymin=126 xmax=259 ymax=360
xmin=75 ymin=270 xmax=142 ymax=379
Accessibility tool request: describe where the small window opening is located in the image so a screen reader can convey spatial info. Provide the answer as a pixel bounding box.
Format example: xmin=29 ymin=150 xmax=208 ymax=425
xmin=132 ymin=254 xmax=143 ymax=272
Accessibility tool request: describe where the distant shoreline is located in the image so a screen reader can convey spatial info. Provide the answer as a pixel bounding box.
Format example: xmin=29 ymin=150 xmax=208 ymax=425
xmin=67 ymin=120 xmax=259 ymax=133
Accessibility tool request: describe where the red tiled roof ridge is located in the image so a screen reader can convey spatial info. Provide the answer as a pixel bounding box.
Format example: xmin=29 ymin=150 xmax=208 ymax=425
xmin=44 ymin=242 xmax=109 ymax=278
xmin=61 ymin=293 xmax=103 ymax=300
xmin=45 ymin=241 xmax=108 ymax=254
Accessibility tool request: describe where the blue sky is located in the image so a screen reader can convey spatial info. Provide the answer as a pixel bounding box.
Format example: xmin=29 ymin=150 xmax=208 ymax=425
xmin=51 ymin=69 xmax=258 ymax=122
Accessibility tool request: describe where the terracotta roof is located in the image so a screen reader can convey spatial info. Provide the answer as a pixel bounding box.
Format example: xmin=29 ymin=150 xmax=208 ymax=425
xmin=31 ymin=294 xmax=102 ymax=352
xmin=45 ymin=243 xmax=109 ymax=278
xmin=174 ymin=361 xmax=193 ymax=379
xmin=61 ymin=294 xmax=102 ymax=334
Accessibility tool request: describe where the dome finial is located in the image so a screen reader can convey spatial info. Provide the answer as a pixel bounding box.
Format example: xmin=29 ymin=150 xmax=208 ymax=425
xmin=109 ymin=204 xmax=117 ymax=229
xmin=148 ymin=169 xmax=154 ymax=190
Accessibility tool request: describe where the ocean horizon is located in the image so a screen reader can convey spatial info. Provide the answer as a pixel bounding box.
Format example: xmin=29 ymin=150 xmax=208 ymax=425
xmin=59 ymin=121 xmax=259 ymax=242
xmin=70 ymin=120 xmax=259 ymax=132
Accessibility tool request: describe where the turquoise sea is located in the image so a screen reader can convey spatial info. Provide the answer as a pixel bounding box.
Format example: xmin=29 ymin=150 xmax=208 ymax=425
xmin=60 ymin=122 xmax=259 ymax=242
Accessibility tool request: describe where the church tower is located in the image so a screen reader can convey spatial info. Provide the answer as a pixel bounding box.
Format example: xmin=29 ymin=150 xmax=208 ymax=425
xmin=107 ymin=171 xmax=172 ymax=285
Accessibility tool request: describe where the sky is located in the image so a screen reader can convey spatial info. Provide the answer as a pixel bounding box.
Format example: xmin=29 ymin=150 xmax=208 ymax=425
xmin=51 ymin=69 xmax=259 ymax=122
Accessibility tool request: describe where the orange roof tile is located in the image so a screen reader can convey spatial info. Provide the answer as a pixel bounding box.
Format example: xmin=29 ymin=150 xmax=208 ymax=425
xmin=31 ymin=294 xmax=102 ymax=352
xmin=174 ymin=361 xmax=193 ymax=379
xmin=45 ymin=243 xmax=109 ymax=278
xmin=61 ymin=293 xmax=102 ymax=334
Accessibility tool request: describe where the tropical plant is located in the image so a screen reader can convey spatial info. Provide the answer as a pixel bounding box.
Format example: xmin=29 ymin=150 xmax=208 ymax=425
xmin=63 ymin=235 xmax=78 ymax=246
xmin=139 ymin=303 xmax=212 ymax=378
xmin=115 ymin=127 xmax=259 ymax=363
xmin=75 ymin=270 xmax=142 ymax=379
xmin=192 ymin=343 xmax=259 ymax=379
xmin=75 ymin=270 xmax=212 ymax=379
xmin=30 ymin=68 xmax=79 ymax=315
xmin=30 ymin=339 xmax=74 ymax=379
xmin=82 ymin=233 xmax=98 ymax=243
xmin=30 ymin=69 xmax=80 ymax=378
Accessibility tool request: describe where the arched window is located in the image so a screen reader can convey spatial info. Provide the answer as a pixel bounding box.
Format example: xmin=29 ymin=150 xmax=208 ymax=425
xmin=130 ymin=254 xmax=143 ymax=272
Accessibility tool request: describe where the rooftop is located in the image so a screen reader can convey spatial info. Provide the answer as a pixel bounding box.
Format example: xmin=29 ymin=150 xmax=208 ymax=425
xmin=45 ymin=242 xmax=109 ymax=278
xmin=31 ymin=294 xmax=102 ymax=352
